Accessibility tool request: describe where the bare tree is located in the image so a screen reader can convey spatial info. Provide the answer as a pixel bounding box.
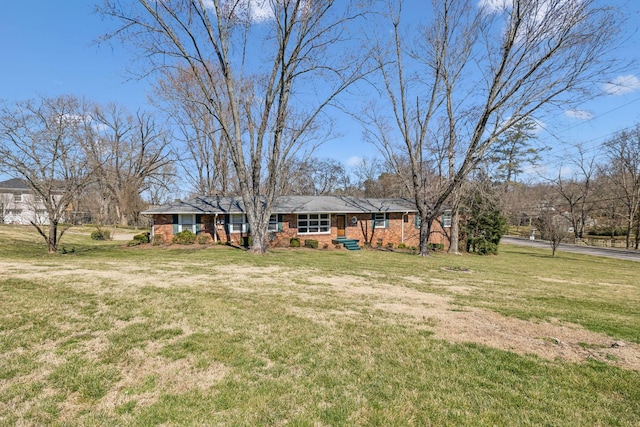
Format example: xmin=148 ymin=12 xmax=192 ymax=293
xmin=0 ymin=95 xmax=92 ymax=253
xmin=280 ymin=157 xmax=350 ymax=195
xmin=84 ymin=103 xmax=172 ymax=227
xmin=350 ymin=157 xmax=384 ymax=196
xmin=100 ymin=0 xmax=373 ymax=253
xmin=550 ymin=147 xmax=598 ymax=240
xmin=154 ymin=66 xmax=234 ymax=196
xmin=602 ymin=126 xmax=640 ymax=249
xmin=536 ymin=209 xmax=566 ymax=256
xmin=364 ymin=0 xmax=621 ymax=256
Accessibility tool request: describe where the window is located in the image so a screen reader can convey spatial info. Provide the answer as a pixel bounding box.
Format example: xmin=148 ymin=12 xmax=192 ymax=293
xmin=268 ymin=214 xmax=281 ymax=232
xmin=229 ymin=214 xmax=248 ymax=233
xmin=298 ymin=213 xmax=330 ymax=234
xmin=34 ymin=194 xmax=43 ymax=203
xmin=14 ymin=193 xmax=22 ymax=202
xmin=442 ymin=211 xmax=452 ymax=228
xmin=179 ymin=214 xmax=195 ymax=233
xmin=373 ymin=213 xmax=387 ymax=228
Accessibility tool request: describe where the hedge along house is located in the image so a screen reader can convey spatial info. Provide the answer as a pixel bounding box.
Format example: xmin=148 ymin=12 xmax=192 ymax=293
xmin=142 ymin=195 xmax=451 ymax=250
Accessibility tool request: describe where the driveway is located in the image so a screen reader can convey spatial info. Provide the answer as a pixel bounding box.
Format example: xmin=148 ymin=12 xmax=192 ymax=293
xmin=112 ymin=232 xmax=137 ymax=241
xmin=502 ymin=236 xmax=640 ymax=262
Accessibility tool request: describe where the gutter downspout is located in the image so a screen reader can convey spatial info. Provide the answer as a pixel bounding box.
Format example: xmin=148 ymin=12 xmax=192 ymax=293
xmin=402 ymin=212 xmax=408 ymax=244
xmin=214 ymin=213 xmax=218 ymax=244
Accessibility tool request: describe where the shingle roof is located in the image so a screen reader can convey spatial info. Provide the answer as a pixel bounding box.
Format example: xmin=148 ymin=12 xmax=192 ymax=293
xmin=142 ymin=195 xmax=417 ymax=215
xmin=0 ymin=178 xmax=30 ymax=191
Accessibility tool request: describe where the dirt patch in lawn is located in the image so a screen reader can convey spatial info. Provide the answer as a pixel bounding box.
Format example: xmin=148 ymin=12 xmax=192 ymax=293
xmin=312 ymin=274 xmax=640 ymax=371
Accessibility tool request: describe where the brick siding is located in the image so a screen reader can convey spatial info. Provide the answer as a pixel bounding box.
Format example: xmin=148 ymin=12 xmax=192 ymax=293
xmin=152 ymin=212 xmax=449 ymax=250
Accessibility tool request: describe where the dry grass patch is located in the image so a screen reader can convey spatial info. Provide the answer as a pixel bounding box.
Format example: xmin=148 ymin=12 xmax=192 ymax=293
xmin=298 ymin=273 xmax=640 ymax=371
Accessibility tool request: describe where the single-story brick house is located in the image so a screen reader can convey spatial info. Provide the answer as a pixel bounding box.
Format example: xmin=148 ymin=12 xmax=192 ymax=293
xmin=142 ymin=195 xmax=451 ymax=250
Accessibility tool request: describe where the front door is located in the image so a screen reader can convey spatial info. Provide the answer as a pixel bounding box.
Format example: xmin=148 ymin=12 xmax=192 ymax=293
xmin=337 ymin=215 xmax=346 ymax=238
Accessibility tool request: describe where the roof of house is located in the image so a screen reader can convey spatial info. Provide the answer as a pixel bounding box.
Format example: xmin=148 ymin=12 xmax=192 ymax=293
xmin=0 ymin=178 xmax=30 ymax=191
xmin=142 ymin=195 xmax=418 ymax=215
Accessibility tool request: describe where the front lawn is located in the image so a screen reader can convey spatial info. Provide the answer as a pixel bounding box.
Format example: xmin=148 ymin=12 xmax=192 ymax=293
xmin=1 ymin=225 xmax=638 ymax=425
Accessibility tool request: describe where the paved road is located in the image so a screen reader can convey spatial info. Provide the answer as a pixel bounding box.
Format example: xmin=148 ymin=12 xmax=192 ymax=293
xmin=502 ymin=236 xmax=640 ymax=262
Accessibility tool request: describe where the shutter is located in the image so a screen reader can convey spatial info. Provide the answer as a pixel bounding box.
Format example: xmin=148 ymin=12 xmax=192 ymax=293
xmin=371 ymin=213 xmax=376 ymax=228
xmin=172 ymin=214 xmax=179 ymax=234
xmin=278 ymin=214 xmax=283 ymax=232
xmin=385 ymin=214 xmax=389 ymax=229
xmin=414 ymin=214 xmax=421 ymax=229
xmin=224 ymin=214 xmax=230 ymax=234
xmin=195 ymin=214 xmax=202 ymax=234
xmin=245 ymin=215 xmax=250 ymax=233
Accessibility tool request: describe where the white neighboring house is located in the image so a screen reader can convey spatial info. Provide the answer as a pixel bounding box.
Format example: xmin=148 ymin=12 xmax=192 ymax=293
xmin=0 ymin=179 xmax=51 ymax=225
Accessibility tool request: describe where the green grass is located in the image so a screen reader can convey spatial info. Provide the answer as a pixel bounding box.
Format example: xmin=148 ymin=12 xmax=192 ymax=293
xmin=0 ymin=224 xmax=639 ymax=426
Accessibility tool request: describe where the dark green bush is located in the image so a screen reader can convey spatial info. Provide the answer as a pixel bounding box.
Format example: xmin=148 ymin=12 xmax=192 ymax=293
xmin=290 ymin=237 xmax=301 ymax=247
xmin=304 ymin=239 xmax=318 ymax=249
xmin=172 ymin=230 xmax=196 ymax=245
xmin=90 ymin=229 xmax=111 ymax=241
xmin=428 ymin=243 xmax=444 ymax=251
xmin=467 ymin=238 xmax=498 ymax=255
xmin=127 ymin=232 xmax=150 ymax=247
xmin=240 ymin=236 xmax=253 ymax=247
xmin=133 ymin=232 xmax=150 ymax=244
xmin=397 ymin=243 xmax=407 ymax=249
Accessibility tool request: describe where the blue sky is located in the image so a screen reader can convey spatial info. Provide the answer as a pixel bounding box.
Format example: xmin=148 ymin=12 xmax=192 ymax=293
xmin=2 ymin=1 xmax=640 ymax=180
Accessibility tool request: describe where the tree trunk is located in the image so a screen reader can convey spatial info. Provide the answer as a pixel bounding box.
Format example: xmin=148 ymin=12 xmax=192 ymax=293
xmin=449 ymin=208 xmax=460 ymax=255
xmin=249 ymin=227 xmax=268 ymax=254
xmin=120 ymin=212 xmax=129 ymax=227
xmin=48 ymin=223 xmax=58 ymax=254
xmin=419 ymin=216 xmax=432 ymax=256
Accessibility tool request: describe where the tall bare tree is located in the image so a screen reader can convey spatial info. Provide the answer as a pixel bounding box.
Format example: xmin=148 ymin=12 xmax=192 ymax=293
xmin=100 ymin=0 xmax=373 ymax=253
xmin=364 ymin=0 xmax=621 ymax=255
xmin=0 ymin=95 xmax=92 ymax=253
xmin=280 ymin=157 xmax=350 ymax=195
xmin=84 ymin=103 xmax=172 ymax=226
xmin=603 ymin=126 xmax=640 ymax=249
xmin=154 ymin=66 xmax=235 ymax=196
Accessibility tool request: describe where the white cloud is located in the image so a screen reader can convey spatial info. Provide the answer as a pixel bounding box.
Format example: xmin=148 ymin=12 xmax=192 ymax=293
xmin=247 ymin=0 xmax=273 ymax=22
xmin=211 ymin=0 xmax=274 ymax=23
xmin=477 ymin=0 xmax=509 ymax=14
xmin=603 ymin=75 xmax=640 ymax=96
xmin=530 ymin=118 xmax=545 ymax=134
xmin=345 ymin=156 xmax=363 ymax=167
xmin=60 ymin=113 xmax=89 ymax=125
xmin=558 ymin=165 xmax=574 ymax=178
xmin=564 ymin=109 xmax=594 ymax=120
xmin=479 ymin=0 xmax=583 ymax=43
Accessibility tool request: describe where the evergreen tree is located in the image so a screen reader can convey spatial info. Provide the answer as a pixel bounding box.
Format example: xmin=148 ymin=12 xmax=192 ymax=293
xmin=490 ymin=118 xmax=546 ymax=190
xmin=464 ymin=178 xmax=508 ymax=255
